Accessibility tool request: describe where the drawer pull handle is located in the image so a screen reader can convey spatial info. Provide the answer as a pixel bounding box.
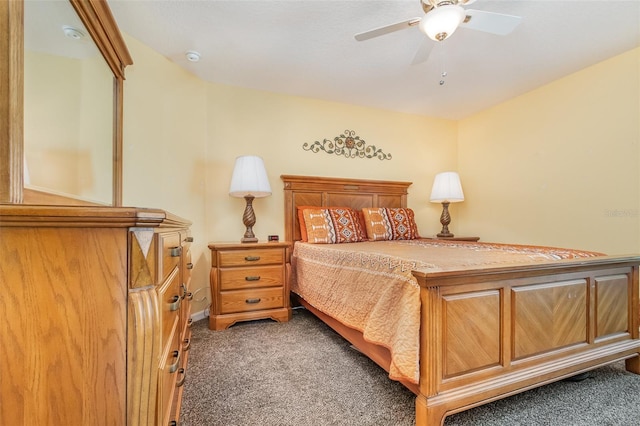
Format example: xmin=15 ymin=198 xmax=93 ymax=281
xmin=184 ymin=236 xmax=194 ymax=243
xmin=245 ymin=276 xmax=261 ymax=281
xmin=169 ymin=246 xmax=182 ymax=257
xmin=186 ymin=262 xmax=194 ymax=270
xmin=169 ymin=422 xmax=178 ymax=426
xmin=187 ymin=318 xmax=193 ymax=328
xmin=168 ymin=350 xmax=180 ymax=373
xmin=246 ymin=298 xmax=261 ymax=304
xmin=244 ymin=256 xmax=260 ymax=262
xmin=176 ymin=368 xmax=186 ymax=387
xmin=186 ymin=292 xmax=193 ymax=301
xmin=183 ymin=338 xmax=191 ymax=351
xmin=168 ymin=295 xmax=181 ymax=311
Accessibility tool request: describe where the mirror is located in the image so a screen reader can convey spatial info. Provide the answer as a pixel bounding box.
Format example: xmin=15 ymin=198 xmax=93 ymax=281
xmin=24 ymin=0 xmax=114 ymax=204
xmin=0 ymin=0 xmax=132 ymax=206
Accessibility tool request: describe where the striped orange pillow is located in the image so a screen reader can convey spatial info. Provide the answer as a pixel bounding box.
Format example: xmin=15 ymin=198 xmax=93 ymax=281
xmin=362 ymin=208 xmax=420 ymax=241
xmin=301 ymin=207 xmax=367 ymax=244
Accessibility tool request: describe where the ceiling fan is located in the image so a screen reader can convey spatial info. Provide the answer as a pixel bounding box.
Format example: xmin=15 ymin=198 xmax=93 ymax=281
xmin=355 ymin=0 xmax=522 ymax=64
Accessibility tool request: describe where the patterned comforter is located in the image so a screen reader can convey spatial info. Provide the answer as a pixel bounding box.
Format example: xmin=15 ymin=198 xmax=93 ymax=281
xmin=291 ymin=239 xmax=602 ymax=384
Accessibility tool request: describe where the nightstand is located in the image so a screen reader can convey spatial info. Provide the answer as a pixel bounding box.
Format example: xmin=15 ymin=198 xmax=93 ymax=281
xmin=422 ymin=236 xmax=480 ymax=242
xmin=208 ymin=242 xmax=292 ymax=330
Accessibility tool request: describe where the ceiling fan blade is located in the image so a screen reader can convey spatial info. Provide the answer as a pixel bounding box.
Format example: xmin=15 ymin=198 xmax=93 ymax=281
xmin=354 ymin=17 xmax=421 ymax=41
xmin=410 ymin=37 xmax=434 ymax=65
xmin=460 ymin=9 xmax=522 ymax=36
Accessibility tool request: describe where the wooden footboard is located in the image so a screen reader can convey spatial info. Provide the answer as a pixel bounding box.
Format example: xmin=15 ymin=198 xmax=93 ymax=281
xmin=412 ymin=255 xmax=640 ymax=425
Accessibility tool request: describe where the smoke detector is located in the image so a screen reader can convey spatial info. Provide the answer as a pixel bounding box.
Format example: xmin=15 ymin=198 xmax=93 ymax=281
xmin=185 ymin=51 xmax=201 ymax=62
xmin=62 ymin=25 xmax=85 ymax=40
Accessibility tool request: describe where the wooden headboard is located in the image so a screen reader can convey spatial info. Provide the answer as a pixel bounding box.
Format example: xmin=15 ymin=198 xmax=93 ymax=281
xmin=281 ymin=175 xmax=412 ymax=242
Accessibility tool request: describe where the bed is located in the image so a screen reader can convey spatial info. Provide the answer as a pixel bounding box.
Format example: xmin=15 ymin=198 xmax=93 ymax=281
xmin=281 ymin=174 xmax=640 ymax=425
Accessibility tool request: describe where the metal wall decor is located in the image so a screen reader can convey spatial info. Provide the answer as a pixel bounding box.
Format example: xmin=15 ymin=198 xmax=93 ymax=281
xmin=302 ymin=130 xmax=392 ymax=160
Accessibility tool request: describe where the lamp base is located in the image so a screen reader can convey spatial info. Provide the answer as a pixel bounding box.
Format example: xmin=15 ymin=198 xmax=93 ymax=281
xmin=437 ymin=201 xmax=454 ymax=238
xmin=240 ymin=195 xmax=259 ymax=243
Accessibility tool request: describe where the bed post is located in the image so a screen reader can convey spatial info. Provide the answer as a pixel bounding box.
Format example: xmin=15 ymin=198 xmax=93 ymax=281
xmin=415 ymin=281 xmax=447 ymax=425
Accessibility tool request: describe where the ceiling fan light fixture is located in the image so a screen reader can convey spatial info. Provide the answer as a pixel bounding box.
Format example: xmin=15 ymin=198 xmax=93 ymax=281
xmin=419 ymin=4 xmax=466 ymax=41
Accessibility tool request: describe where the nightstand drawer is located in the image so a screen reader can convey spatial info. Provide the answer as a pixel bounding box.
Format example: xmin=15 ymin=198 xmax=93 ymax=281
xmin=218 ymin=248 xmax=284 ymax=267
xmin=220 ymin=287 xmax=283 ymax=314
xmin=220 ymin=265 xmax=284 ymax=290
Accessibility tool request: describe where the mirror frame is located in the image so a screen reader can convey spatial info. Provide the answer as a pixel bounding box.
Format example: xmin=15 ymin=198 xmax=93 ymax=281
xmin=0 ymin=0 xmax=132 ymax=206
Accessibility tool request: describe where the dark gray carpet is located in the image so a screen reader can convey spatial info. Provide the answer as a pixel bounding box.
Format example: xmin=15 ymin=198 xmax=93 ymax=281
xmin=181 ymin=308 xmax=640 ymax=425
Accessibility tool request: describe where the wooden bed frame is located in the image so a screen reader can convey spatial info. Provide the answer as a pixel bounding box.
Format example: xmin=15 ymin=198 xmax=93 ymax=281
xmin=282 ymin=174 xmax=640 ymax=425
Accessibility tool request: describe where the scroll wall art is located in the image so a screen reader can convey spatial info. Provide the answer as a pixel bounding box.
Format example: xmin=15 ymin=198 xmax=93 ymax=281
xmin=302 ymin=130 xmax=392 ymax=160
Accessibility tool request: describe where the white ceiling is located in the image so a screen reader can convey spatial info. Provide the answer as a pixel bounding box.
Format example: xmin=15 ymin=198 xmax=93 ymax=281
xmin=104 ymin=1 xmax=638 ymax=120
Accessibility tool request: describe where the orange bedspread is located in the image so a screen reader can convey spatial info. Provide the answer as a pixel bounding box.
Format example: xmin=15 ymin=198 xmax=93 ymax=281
xmin=291 ymin=240 xmax=602 ymax=384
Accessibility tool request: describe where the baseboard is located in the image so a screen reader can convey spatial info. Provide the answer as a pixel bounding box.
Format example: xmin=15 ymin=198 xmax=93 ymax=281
xmin=190 ymin=308 xmax=209 ymax=323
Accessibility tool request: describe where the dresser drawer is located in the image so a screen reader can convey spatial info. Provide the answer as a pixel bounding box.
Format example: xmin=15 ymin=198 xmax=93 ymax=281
xmin=159 ymin=268 xmax=181 ymax=349
xmin=220 ymin=287 xmax=283 ymax=314
xmin=220 ymin=265 xmax=284 ymax=290
xmin=218 ymin=248 xmax=283 ymax=267
xmin=158 ymin=324 xmax=181 ymax=426
xmin=159 ymin=232 xmax=182 ymax=283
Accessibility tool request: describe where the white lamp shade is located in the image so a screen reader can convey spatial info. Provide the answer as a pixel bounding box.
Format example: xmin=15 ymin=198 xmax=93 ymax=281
xmin=229 ymin=155 xmax=272 ymax=198
xmin=430 ymin=171 xmax=464 ymax=203
xmin=419 ymin=4 xmax=465 ymax=41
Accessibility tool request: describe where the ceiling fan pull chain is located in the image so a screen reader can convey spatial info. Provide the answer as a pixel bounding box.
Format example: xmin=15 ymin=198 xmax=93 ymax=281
xmin=438 ymin=42 xmax=447 ymax=86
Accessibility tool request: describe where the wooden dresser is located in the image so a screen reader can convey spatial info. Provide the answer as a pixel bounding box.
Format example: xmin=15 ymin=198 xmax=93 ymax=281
xmin=208 ymin=242 xmax=291 ymax=330
xmin=0 ymin=205 xmax=192 ymax=426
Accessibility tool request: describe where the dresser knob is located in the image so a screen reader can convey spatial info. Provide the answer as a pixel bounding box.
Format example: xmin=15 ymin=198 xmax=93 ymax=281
xmin=245 ymin=298 xmax=261 ymax=304
xmin=169 ymin=246 xmax=182 ymax=257
xmin=244 ymin=256 xmax=260 ymax=262
xmin=186 ymin=262 xmax=194 ymax=270
xmin=184 ymin=236 xmax=194 ymax=243
xmin=182 ymin=338 xmax=191 ymax=351
xmin=245 ymin=276 xmax=260 ymax=281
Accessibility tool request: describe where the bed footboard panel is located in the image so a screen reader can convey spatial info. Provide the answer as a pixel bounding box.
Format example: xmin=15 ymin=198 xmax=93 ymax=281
xmin=412 ymin=256 xmax=640 ymax=425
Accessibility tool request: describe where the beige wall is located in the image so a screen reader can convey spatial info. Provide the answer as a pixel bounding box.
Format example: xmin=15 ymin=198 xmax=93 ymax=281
xmin=24 ymin=51 xmax=113 ymax=202
xmin=121 ymin=35 xmax=458 ymax=313
xmin=121 ymin=33 xmax=639 ymax=314
xmin=458 ymin=47 xmax=640 ymax=255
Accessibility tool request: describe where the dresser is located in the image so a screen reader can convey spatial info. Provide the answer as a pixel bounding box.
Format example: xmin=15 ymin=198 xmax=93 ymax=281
xmin=208 ymin=242 xmax=291 ymax=330
xmin=0 ymin=205 xmax=192 ymax=426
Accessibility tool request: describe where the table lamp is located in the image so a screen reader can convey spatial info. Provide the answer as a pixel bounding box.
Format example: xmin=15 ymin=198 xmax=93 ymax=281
xmin=229 ymin=155 xmax=272 ymax=243
xmin=430 ymin=171 xmax=464 ymax=237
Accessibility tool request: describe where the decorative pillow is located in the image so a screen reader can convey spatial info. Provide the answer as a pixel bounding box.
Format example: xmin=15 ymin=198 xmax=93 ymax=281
xmin=296 ymin=205 xmax=315 ymax=242
xmin=301 ymin=207 xmax=367 ymax=244
xmin=361 ymin=207 xmax=420 ymax=241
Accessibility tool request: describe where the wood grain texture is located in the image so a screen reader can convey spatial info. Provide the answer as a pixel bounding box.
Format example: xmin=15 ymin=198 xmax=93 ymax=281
xmin=0 ymin=227 xmax=128 ymax=425
xmin=595 ymin=274 xmax=630 ymax=339
xmin=127 ymin=287 xmax=161 ymax=426
xmin=443 ymin=291 xmax=501 ymax=377
xmin=512 ymin=280 xmax=588 ymax=359
xmin=0 ymin=205 xmax=192 ymax=426
xmin=281 ymin=175 xmax=410 ymax=242
xmin=209 ymin=242 xmax=291 ymax=330
xmin=0 ymin=0 xmax=23 ymax=203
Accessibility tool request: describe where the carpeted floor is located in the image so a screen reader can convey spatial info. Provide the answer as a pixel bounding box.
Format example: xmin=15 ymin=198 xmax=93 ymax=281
xmin=181 ymin=308 xmax=640 ymax=425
